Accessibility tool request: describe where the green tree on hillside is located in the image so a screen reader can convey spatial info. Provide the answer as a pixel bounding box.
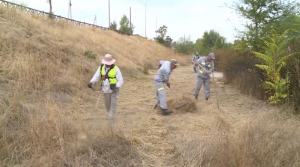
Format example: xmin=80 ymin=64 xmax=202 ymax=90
xmin=119 ymin=15 xmax=134 ymax=35
xmin=154 ymin=25 xmax=173 ymax=48
xmin=110 ymin=21 xmax=117 ymax=31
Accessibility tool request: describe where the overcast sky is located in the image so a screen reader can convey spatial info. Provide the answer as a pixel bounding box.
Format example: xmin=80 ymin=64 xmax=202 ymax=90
xmin=8 ymin=0 xmax=246 ymax=43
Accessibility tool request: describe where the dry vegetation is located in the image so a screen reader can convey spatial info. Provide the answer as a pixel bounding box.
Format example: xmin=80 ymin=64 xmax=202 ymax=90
xmin=0 ymin=6 xmax=186 ymax=167
xmin=170 ymin=110 xmax=300 ymax=167
xmin=166 ymin=96 xmax=197 ymax=113
xmin=1 ymin=5 xmax=300 ymax=167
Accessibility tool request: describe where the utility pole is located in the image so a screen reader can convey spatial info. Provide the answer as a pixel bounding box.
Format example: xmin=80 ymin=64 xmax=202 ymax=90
xmin=130 ymin=7 xmax=132 ymax=34
xmin=48 ymin=0 xmax=52 ymax=15
xmin=108 ymin=0 xmax=110 ymax=28
xmin=145 ymin=3 xmax=146 ymax=37
xmin=68 ymin=0 xmax=72 ymax=19
xmin=145 ymin=0 xmax=152 ymax=38
xmin=156 ymin=17 xmax=157 ymax=37
xmin=94 ymin=15 xmax=97 ymax=25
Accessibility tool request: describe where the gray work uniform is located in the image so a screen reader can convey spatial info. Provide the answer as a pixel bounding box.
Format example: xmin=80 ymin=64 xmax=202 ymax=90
xmin=194 ymin=57 xmax=214 ymax=99
xmin=104 ymin=91 xmax=119 ymax=119
xmin=154 ymin=61 xmax=172 ymax=109
xmin=158 ymin=60 xmax=165 ymax=69
xmin=192 ymin=54 xmax=200 ymax=72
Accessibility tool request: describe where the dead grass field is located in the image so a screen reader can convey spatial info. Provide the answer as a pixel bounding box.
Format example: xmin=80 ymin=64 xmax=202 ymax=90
xmin=1 ymin=6 xmax=300 ymax=167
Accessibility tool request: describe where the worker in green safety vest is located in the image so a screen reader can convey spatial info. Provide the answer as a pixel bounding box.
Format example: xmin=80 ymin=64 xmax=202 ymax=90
xmin=193 ymin=53 xmax=215 ymax=100
xmin=88 ymin=54 xmax=124 ymax=122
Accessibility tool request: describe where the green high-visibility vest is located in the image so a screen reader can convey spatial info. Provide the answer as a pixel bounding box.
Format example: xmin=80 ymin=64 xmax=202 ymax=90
xmin=100 ymin=65 xmax=117 ymax=85
xmin=199 ymin=62 xmax=211 ymax=74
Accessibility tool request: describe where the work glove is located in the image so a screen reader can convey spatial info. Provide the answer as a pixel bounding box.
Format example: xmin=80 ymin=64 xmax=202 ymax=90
xmin=88 ymin=82 xmax=93 ymax=89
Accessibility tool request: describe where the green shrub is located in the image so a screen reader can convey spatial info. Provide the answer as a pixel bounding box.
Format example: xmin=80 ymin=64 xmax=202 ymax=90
xmin=253 ymin=30 xmax=298 ymax=104
xmin=84 ymin=50 xmax=97 ymax=59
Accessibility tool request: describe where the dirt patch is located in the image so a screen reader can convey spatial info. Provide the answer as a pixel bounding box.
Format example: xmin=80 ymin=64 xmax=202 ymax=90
xmin=167 ymin=96 xmax=197 ymax=113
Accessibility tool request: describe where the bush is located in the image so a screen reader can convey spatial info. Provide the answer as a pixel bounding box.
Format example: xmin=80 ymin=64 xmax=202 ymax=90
xmin=216 ymin=49 xmax=265 ymax=99
xmin=84 ymin=50 xmax=97 ymax=59
xmin=173 ymin=36 xmax=194 ymax=55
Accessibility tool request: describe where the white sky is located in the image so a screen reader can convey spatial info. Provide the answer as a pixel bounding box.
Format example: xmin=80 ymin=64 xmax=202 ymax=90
xmin=8 ymin=0 xmax=246 ymax=43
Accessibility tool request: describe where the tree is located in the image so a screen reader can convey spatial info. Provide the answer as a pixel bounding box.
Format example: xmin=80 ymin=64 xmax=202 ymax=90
xmin=119 ymin=15 xmax=134 ymax=35
xmin=156 ymin=25 xmax=167 ymax=38
xmin=154 ymin=25 xmax=173 ymax=48
xmin=194 ymin=38 xmax=203 ymax=53
xmin=165 ymin=36 xmax=173 ymax=48
xmin=232 ymin=38 xmax=249 ymax=51
xmin=110 ymin=21 xmax=117 ymax=31
xmin=253 ymin=30 xmax=298 ymax=104
xmin=234 ymin=0 xmax=299 ymax=51
xmin=202 ymin=30 xmax=225 ymax=49
xmin=195 ymin=30 xmax=227 ymax=54
xmin=173 ymin=36 xmax=194 ymax=55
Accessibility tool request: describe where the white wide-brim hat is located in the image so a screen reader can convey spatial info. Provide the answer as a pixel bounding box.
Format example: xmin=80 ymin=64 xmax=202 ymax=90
xmin=101 ymin=54 xmax=116 ymax=65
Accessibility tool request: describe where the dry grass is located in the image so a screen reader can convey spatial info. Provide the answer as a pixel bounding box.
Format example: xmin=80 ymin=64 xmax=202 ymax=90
xmin=0 ymin=6 xmax=187 ymax=167
xmin=167 ymin=96 xmax=197 ymax=113
xmin=170 ymin=110 xmax=300 ymax=167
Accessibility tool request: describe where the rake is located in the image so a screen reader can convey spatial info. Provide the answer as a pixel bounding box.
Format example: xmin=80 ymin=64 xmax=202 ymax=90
xmin=197 ymin=63 xmax=220 ymax=109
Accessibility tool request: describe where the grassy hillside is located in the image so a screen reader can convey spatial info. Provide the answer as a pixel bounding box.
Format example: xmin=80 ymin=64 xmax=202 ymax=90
xmin=0 ymin=6 xmax=188 ymax=166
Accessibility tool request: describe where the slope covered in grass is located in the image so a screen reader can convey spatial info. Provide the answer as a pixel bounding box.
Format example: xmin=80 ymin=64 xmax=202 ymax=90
xmin=0 ymin=6 xmax=187 ymax=166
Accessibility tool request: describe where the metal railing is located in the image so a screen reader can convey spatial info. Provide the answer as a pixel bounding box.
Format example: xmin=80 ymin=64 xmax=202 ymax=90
xmin=0 ymin=0 xmax=144 ymax=37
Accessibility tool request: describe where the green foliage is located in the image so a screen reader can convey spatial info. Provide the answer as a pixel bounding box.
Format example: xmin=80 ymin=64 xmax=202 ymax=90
xmin=194 ymin=38 xmax=203 ymax=53
xmin=156 ymin=25 xmax=167 ymax=38
xmin=154 ymin=25 xmax=173 ymax=48
xmin=194 ymin=30 xmax=230 ymax=55
xmin=202 ymin=30 xmax=225 ymax=49
xmin=234 ymin=0 xmax=299 ymax=51
xmin=119 ymin=15 xmax=134 ymax=35
xmin=84 ymin=50 xmax=97 ymax=59
xmin=232 ymin=39 xmax=249 ymax=51
xmin=173 ymin=36 xmax=194 ymax=55
xmin=110 ymin=21 xmax=117 ymax=31
xmin=263 ymin=76 xmax=290 ymax=104
xmin=253 ymin=30 xmax=298 ymax=104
